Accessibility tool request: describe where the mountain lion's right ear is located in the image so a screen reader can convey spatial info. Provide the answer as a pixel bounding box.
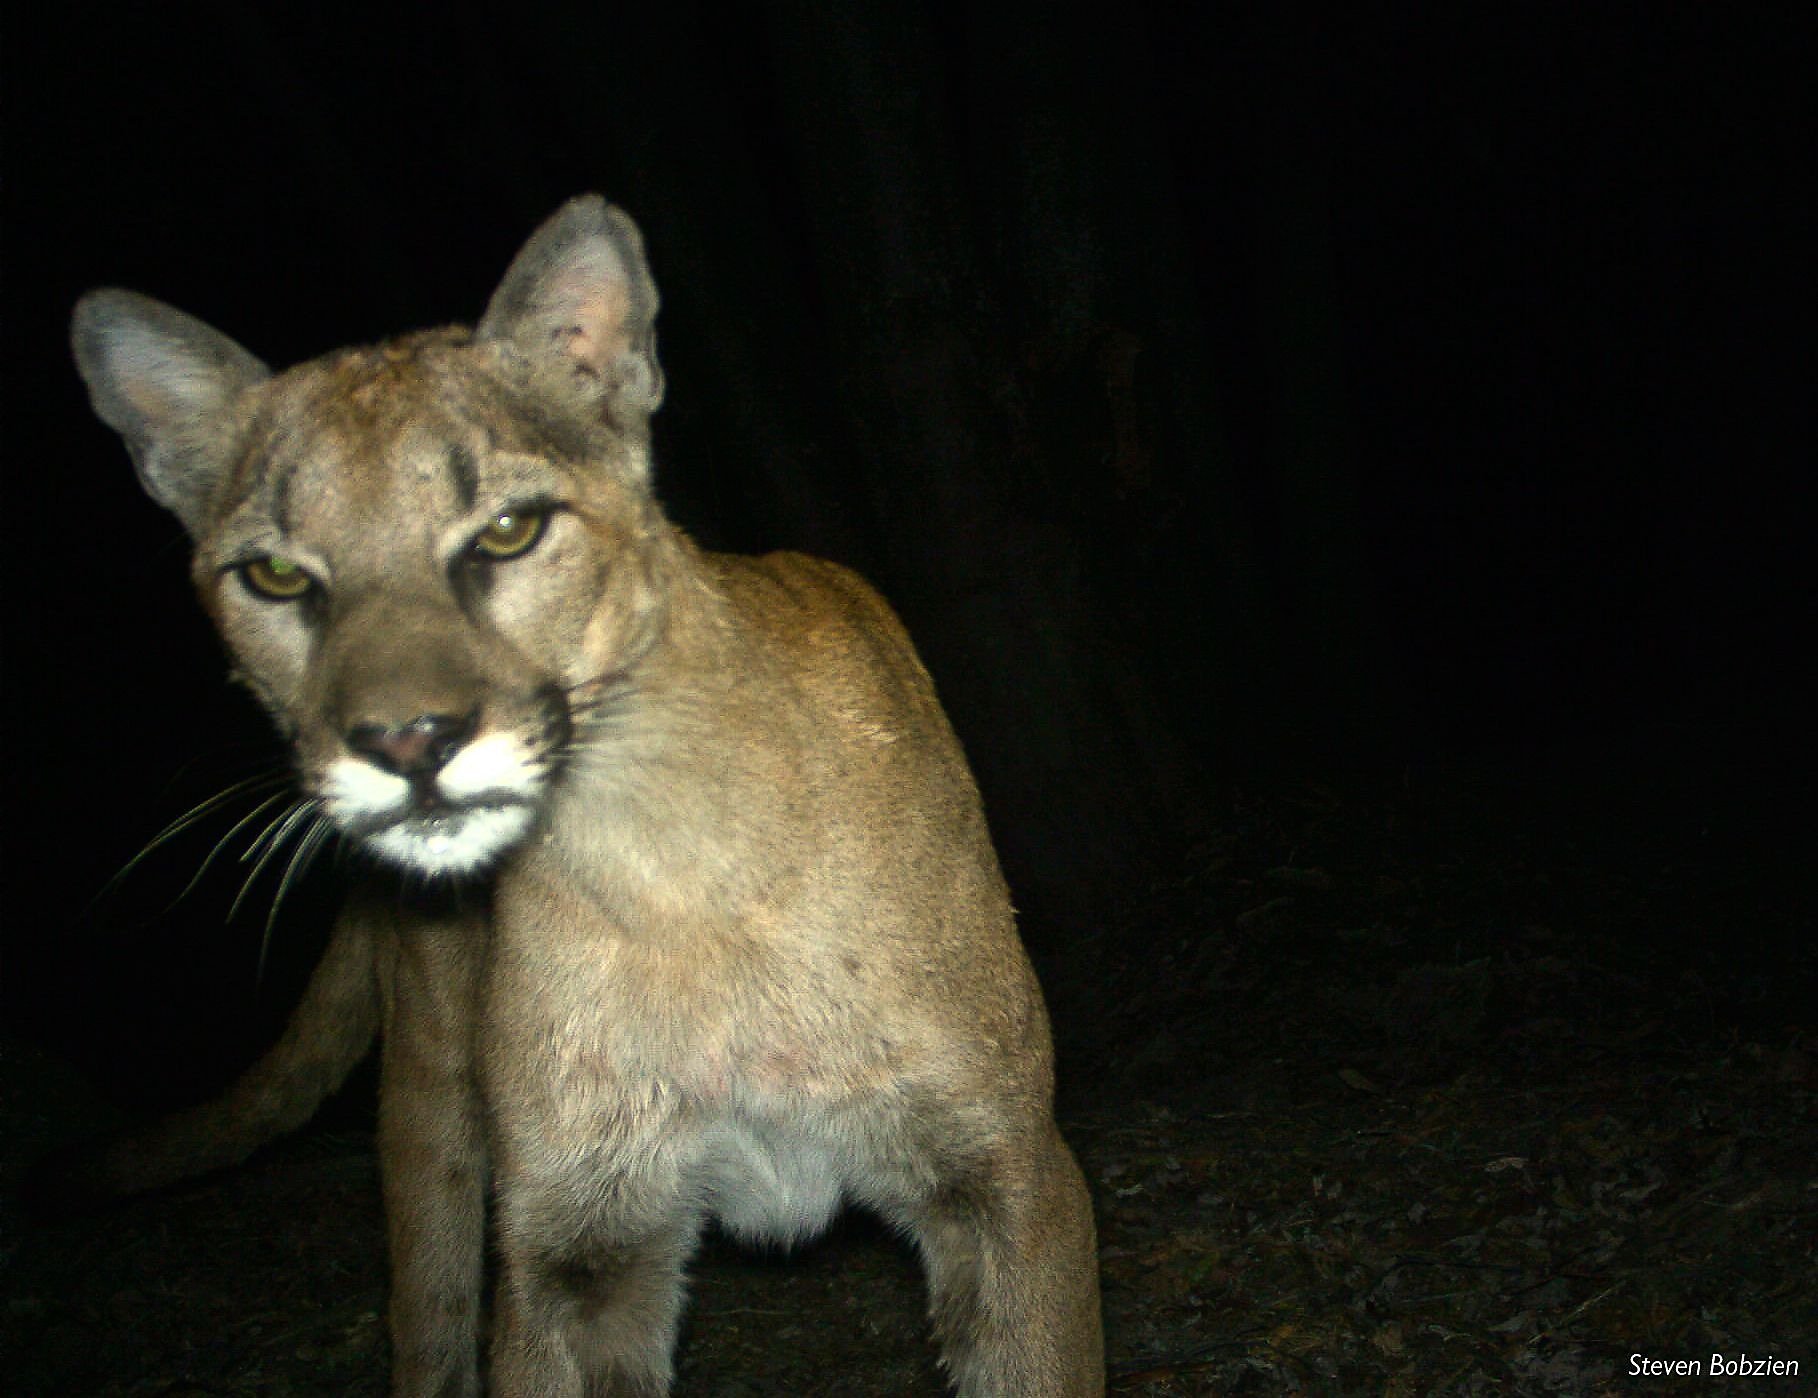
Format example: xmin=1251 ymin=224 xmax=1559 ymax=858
xmin=71 ymin=290 xmax=272 ymax=537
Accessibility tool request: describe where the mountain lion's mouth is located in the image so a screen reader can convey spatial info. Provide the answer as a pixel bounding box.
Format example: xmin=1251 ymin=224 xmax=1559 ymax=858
xmin=319 ymin=730 xmax=548 ymax=877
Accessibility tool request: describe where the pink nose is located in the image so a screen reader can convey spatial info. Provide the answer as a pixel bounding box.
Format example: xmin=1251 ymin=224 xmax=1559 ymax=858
xmin=345 ymin=712 xmax=476 ymax=776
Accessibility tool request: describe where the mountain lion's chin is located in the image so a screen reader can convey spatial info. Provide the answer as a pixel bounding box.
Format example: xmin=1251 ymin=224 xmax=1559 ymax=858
xmin=362 ymin=803 xmax=536 ymax=877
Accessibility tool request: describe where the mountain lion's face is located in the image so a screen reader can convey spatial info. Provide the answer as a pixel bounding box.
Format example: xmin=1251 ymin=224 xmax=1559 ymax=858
xmin=188 ymin=332 xmax=667 ymax=876
xmin=74 ymin=202 xmax=671 ymax=879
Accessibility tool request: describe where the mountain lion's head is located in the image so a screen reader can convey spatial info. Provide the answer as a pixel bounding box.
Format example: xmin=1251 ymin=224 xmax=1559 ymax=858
xmin=74 ymin=197 xmax=675 ymax=876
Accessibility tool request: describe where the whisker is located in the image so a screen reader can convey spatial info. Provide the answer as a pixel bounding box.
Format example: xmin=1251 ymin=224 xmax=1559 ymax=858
xmin=154 ymin=788 xmax=299 ymax=919
xmin=150 ymin=770 xmax=292 ymax=846
xmin=228 ymin=799 xmax=321 ymax=924
xmin=95 ymin=771 xmax=293 ymax=908
xmin=239 ymin=793 xmax=313 ymax=866
xmin=258 ymin=815 xmax=334 ymax=982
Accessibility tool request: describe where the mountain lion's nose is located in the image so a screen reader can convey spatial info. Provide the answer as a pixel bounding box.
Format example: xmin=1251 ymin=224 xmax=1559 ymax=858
xmin=346 ymin=712 xmax=477 ymax=777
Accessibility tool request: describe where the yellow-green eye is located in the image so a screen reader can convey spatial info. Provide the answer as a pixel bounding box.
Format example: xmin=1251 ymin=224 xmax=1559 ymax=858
xmin=242 ymin=556 xmax=314 ymax=600
xmin=472 ymin=508 xmax=546 ymax=560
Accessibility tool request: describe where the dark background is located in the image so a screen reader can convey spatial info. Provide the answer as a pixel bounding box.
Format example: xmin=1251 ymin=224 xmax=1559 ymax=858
xmin=2 ymin=7 xmax=1810 ymax=1108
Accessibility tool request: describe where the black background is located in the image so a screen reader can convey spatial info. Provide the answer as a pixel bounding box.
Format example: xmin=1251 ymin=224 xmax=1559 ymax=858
xmin=3 ymin=7 xmax=1811 ymax=1108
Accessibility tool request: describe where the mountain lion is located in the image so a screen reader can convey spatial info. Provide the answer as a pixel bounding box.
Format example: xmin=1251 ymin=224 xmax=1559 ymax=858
xmin=70 ymin=196 xmax=1103 ymax=1395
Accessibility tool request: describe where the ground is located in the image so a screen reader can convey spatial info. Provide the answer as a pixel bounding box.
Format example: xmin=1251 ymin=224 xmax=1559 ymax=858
xmin=4 ymin=731 xmax=1813 ymax=1395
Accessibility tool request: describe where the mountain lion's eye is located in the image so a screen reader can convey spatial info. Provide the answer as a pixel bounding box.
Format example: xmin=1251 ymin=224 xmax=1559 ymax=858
xmin=473 ymin=508 xmax=546 ymax=560
xmin=241 ymin=556 xmax=314 ymax=600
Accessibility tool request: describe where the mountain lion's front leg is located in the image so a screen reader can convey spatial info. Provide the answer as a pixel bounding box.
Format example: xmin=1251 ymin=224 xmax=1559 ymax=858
xmin=489 ymin=1188 xmax=699 ymax=1398
xmin=912 ymin=1120 xmax=1104 ymax=1397
xmin=374 ymin=901 xmax=489 ymax=1398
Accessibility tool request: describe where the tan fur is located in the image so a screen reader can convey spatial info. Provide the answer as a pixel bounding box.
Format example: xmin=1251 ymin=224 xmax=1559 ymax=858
xmin=71 ymin=196 xmax=1103 ymax=1396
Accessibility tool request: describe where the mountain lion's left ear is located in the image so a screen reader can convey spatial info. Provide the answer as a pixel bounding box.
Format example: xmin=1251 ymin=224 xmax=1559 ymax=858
xmin=479 ymin=195 xmax=665 ymax=426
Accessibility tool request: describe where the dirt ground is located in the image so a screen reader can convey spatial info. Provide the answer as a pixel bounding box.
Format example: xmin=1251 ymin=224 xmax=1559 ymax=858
xmin=4 ymin=729 xmax=1812 ymax=1395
